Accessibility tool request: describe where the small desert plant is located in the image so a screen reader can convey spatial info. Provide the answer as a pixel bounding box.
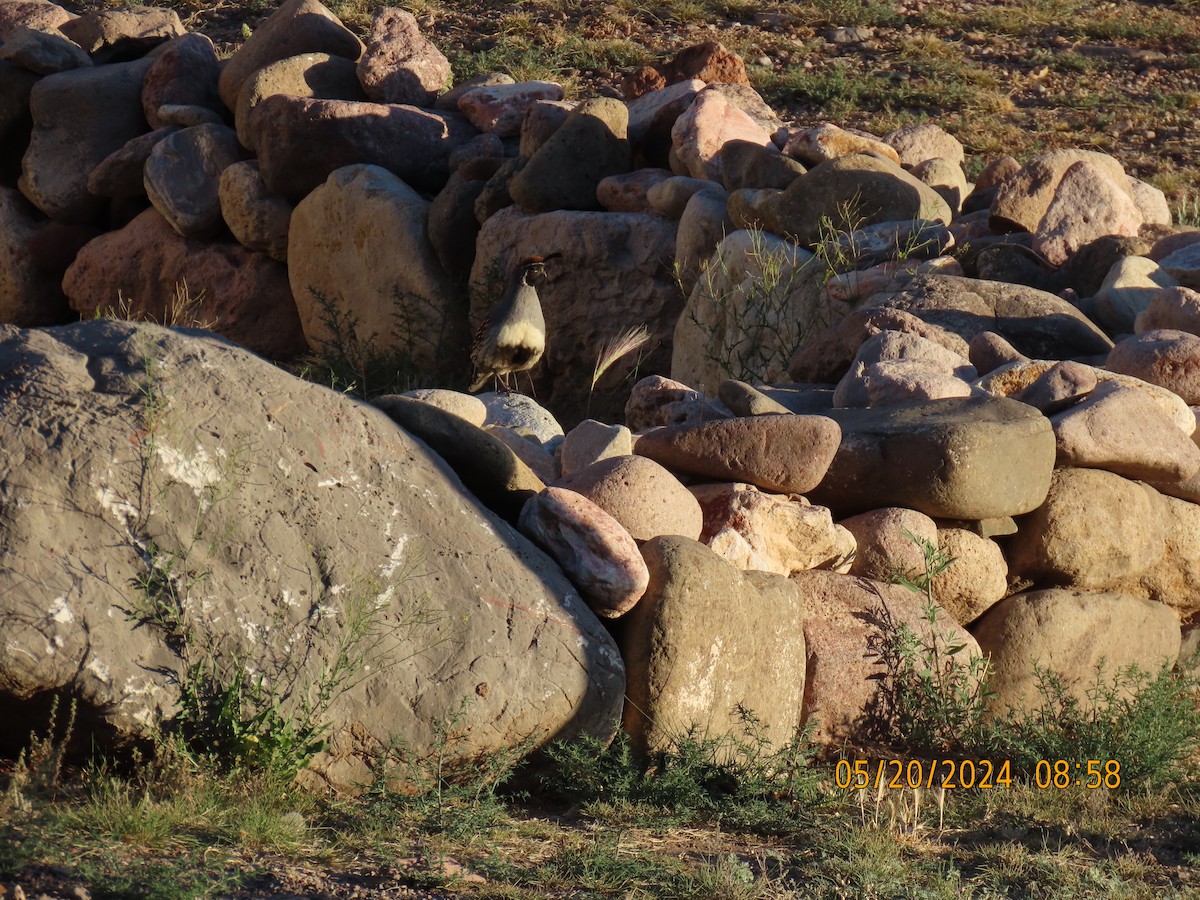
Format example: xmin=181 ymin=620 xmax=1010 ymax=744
xmin=542 ymin=707 xmax=824 ymax=833
xmin=982 ymin=658 xmax=1200 ymax=787
xmin=868 ymin=532 xmax=995 ymax=756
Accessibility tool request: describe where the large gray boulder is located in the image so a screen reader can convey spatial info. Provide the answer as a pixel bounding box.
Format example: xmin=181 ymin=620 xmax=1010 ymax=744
xmin=807 ymin=396 xmax=1057 ymax=519
xmin=0 ymin=321 xmax=623 ymax=788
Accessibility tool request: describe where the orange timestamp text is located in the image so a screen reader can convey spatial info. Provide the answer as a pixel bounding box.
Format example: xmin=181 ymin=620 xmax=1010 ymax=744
xmin=834 ymin=758 xmax=1013 ymax=790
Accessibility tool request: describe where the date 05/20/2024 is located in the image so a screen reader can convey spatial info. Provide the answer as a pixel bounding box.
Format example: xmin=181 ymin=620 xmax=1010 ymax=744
xmin=834 ymin=758 xmax=1123 ymax=790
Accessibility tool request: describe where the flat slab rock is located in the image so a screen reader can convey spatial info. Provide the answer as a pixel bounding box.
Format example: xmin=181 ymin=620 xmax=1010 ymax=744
xmin=0 ymin=321 xmax=622 ymax=786
xmin=807 ymin=395 xmax=1056 ymax=519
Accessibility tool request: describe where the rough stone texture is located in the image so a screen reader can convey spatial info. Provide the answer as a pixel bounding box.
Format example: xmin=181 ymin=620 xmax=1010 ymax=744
xmin=596 ymin=168 xmax=673 ymax=213
xmin=803 ymin=275 xmax=1114 ymax=380
xmin=556 ymin=455 xmax=702 ymax=542
xmin=428 ymin=171 xmax=485 ymax=275
xmin=86 ymin=127 xmax=178 ymax=199
xmin=356 ymin=6 xmax=450 ymax=105
xmin=1051 ymin=380 xmax=1200 ymax=482
xmin=743 ymin=153 xmax=952 ymax=247
xmin=673 ymin=229 xmax=827 ymax=395
xmin=144 ymin=123 xmax=240 ymax=239
xmin=833 ymin=330 xmax=974 ymax=408
xmin=670 ymin=89 xmax=774 ymax=182
xmin=509 ymin=98 xmax=631 ymax=212
xmin=911 ymin=157 xmax=968 ymax=215
xmin=0 ymin=321 xmax=622 ymax=789
xmin=518 ymin=99 xmax=573 ymax=157
xmin=519 ymin=487 xmax=648 ymax=619
xmin=141 ymin=33 xmax=221 ymax=129
xmin=839 ymin=507 xmax=938 ymax=583
xmin=884 ymin=122 xmax=964 ymax=168
xmin=635 ymin=414 xmax=842 ymax=495
xmin=622 ymin=536 xmax=805 ymax=755
xmin=1032 ymin=161 xmax=1143 ymax=266
xmin=155 ymin=104 xmax=223 ymax=128
xmin=1011 ymin=359 xmax=1097 ymax=415
xmin=1159 ymin=242 xmax=1200 ymax=292
xmin=1127 ymin=177 xmax=1172 ymax=226
xmin=0 ymin=186 xmax=72 ymax=325
xmin=692 ymin=482 xmax=853 ymax=576
xmin=288 ymin=164 xmax=466 ymax=381
xmin=401 ymin=387 xmax=486 ymax=426
xmin=1006 ymin=467 xmax=1167 ymax=592
xmin=646 ymin=174 xmax=722 ymax=218
xmin=1151 ymin=231 xmax=1200 ymax=263
xmin=0 ymin=1 xmax=74 ymax=40
xmin=560 ymin=419 xmax=632 ymax=477
xmin=660 ymin=41 xmax=751 ymax=88
xmin=58 ymin=5 xmax=184 ymax=64
xmin=783 ymin=122 xmax=901 ymax=167
xmin=457 ymin=81 xmax=563 ymax=137
xmin=235 ymin=52 xmax=366 ymax=152
xmin=1107 ymin=329 xmax=1200 ymax=405
xmin=624 ymin=374 xmax=730 ymax=432
xmin=62 ymin=208 xmax=306 ymax=362
xmin=218 ymin=160 xmax=293 ymax=263
xmin=1136 ymin=286 xmax=1200 ymax=335
xmin=372 ymin=394 xmax=544 ymax=523
xmin=933 ymin=528 xmax=1007 ymax=626
xmin=808 ymin=396 xmax=1057 ymax=519
xmin=1113 ymin=490 xmax=1200 ymax=616
xmin=478 ymin=392 xmax=564 ymax=444
xmin=972 ymin=589 xmax=1180 ymax=716
xmin=0 ymin=26 xmax=92 ymax=75
xmin=251 ymin=94 xmax=478 ymax=201
xmin=980 ymin=360 xmax=1195 ymax=435
xmin=217 ymin=0 xmax=363 ymax=111
xmin=1092 ymin=255 xmax=1178 ymax=335
xmin=989 ymin=149 xmax=1130 ymax=234
xmin=19 ymin=57 xmax=152 ymax=224
xmin=469 ymin=206 xmax=679 ymax=427
xmin=791 ymin=569 xmax=980 ymax=744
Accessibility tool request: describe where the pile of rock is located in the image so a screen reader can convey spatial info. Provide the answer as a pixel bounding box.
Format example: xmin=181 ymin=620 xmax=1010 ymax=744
xmin=2 ymin=0 xmax=1198 ymax=775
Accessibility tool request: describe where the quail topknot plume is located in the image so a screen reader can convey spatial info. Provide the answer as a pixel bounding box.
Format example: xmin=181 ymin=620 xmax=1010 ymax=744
xmin=469 ymin=254 xmax=560 ymax=392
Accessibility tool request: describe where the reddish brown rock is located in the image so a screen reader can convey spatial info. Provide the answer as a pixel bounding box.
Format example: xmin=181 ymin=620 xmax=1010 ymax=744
xmin=141 ymin=33 xmax=221 ymax=129
xmin=457 ymin=80 xmax=563 ymax=137
xmin=58 ymin=5 xmax=184 ymax=64
xmin=624 ymin=375 xmax=730 ymax=432
xmin=556 ymin=454 xmax=702 ymax=542
xmin=249 ymin=94 xmax=476 ymax=200
xmin=1136 ymin=286 xmax=1200 ymax=335
xmin=519 ymin=487 xmax=649 ymax=618
xmin=990 ymin=149 xmax=1130 ymax=234
xmin=0 ymin=186 xmax=73 ymax=325
xmin=61 ymin=208 xmax=307 ymax=361
xmin=671 ymin=89 xmax=774 ymax=182
xmin=661 ymin=41 xmax=750 ymax=87
xmin=1107 ymin=329 xmax=1200 ymax=405
xmin=596 ymin=168 xmax=673 ymax=213
xmin=356 ymin=6 xmax=451 ymax=105
xmin=791 ymin=569 xmax=980 ymax=744
xmin=1032 ymin=161 xmax=1143 ymax=266
xmin=635 ymin=414 xmax=841 ymax=495
xmin=839 ymin=507 xmax=938 ymax=583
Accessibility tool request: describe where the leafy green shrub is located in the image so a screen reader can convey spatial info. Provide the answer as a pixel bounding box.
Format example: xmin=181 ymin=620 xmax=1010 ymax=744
xmin=869 ymin=533 xmax=994 ymax=756
xmin=542 ymin=708 xmax=824 ymax=832
xmin=982 ymin=660 xmax=1200 ymax=787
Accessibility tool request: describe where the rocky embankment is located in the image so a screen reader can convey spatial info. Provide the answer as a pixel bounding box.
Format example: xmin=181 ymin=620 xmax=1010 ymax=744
xmin=1 ymin=0 xmax=1198 ymax=784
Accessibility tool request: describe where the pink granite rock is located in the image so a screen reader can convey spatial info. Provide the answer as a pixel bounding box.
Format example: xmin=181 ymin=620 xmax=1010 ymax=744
xmin=990 ymin=149 xmax=1130 ymax=234
xmin=839 ymin=506 xmax=938 ymax=583
xmin=519 ymin=486 xmax=649 ymax=618
xmin=1107 ymin=329 xmax=1200 ymax=405
xmin=1051 ymin=380 xmax=1200 ymax=482
xmin=635 ymin=414 xmax=842 ymax=494
xmin=670 ymin=89 xmax=774 ymax=182
xmin=0 ymin=1 xmax=74 ymax=41
xmin=1136 ymin=286 xmax=1200 ymax=335
xmin=356 ymin=7 xmax=450 ymax=105
xmin=1011 ymin=359 xmax=1097 ymax=414
xmin=1158 ymin=242 xmax=1200 ymax=291
xmin=1032 ymin=160 xmax=1143 ymax=265
xmin=457 ymin=80 xmax=564 ymax=137
xmin=596 ymin=168 xmax=674 ymax=213
xmin=624 ymin=374 xmax=730 ymax=432
xmin=932 ymin=527 xmax=1007 ymax=626
xmin=883 ymin=122 xmax=964 ymax=168
xmin=556 ymin=454 xmax=703 ymax=542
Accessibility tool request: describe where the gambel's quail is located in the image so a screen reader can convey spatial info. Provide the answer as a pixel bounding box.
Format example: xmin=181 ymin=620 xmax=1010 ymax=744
xmin=469 ymin=254 xmax=559 ymax=392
